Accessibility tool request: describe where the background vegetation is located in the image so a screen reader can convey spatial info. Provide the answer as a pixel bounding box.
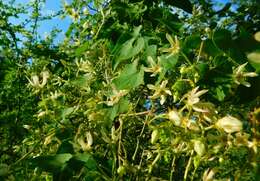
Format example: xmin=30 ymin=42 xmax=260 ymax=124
xmin=0 ymin=0 xmax=259 ymax=180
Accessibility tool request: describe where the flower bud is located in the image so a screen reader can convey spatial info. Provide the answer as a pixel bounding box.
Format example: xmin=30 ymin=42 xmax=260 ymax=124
xmin=168 ymin=110 xmax=181 ymax=126
xmin=117 ymin=166 xmax=126 ymax=176
xmin=151 ymin=129 xmax=159 ymax=144
xmin=254 ymin=31 xmax=260 ymax=42
xmin=216 ymin=116 xmax=242 ymax=133
xmin=193 ymin=140 xmax=205 ymax=156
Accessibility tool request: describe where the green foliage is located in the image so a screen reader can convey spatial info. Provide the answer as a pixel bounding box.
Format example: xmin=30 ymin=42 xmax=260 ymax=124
xmin=0 ymin=0 xmax=260 ymax=180
xmin=113 ymin=60 xmax=144 ymax=90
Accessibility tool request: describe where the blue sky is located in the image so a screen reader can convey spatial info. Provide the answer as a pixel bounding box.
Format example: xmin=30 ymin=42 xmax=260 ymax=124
xmin=8 ymin=0 xmax=72 ymax=44
xmin=7 ymin=0 xmax=232 ymax=44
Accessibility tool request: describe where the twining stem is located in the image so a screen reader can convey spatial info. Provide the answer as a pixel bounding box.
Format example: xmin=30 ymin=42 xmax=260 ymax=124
xmin=184 ymin=150 xmax=194 ymax=181
xmin=170 ymin=156 xmax=176 ymax=181
xmin=94 ymin=9 xmax=105 ymax=39
xmin=196 ymin=41 xmax=204 ymax=63
xmin=132 ymin=119 xmax=147 ymax=161
xmin=122 ymin=110 xmax=151 ymax=117
xmin=181 ymin=52 xmax=192 ymax=65
xmin=117 ymin=119 xmax=123 ymax=167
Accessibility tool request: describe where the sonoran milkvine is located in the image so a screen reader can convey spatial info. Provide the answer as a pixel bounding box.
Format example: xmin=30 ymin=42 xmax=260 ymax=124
xmin=0 ymin=0 xmax=259 ymax=180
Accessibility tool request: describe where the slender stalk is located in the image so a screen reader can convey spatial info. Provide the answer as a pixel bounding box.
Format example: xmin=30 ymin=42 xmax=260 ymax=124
xmin=94 ymin=9 xmax=105 ymax=39
xmin=170 ymin=156 xmax=176 ymax=181
xmin=196 ymin=41 xmax=204 ymax=63
xmin=132 ymin=119 xmax=147 ymax=161
xmin=181 ymin=52 xmax=192 ymax=65
xmin=184 ymin=150 xmax=194 ymax=181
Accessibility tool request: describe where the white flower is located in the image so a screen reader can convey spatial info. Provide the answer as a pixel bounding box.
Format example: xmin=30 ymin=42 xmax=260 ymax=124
xmin=143 ymin=56 xmax=162 ymax=77
xmin=41 ymin=71 xmax=49 ymax=87
xmin=106 ymin=85 xmax=128 ymax=106
xmin=161 ymin=34 xmax=180 ymax=56
xmin=29 ymin=75 xmax=40 ymax=87
xmin=182 ymin=86 xmax=208 ymax=112
xmin=216 ymin=116 xmax=243 ymax=133
xmin=77 ymin=131 xmax=93 ymax=151
xmin=233 ymin=63 xmax=258 ymax=87
xmin=187 ymin=86 xmax=208 ymax=106
xmin=203 ymin=168 xmax=216 ymax=181
xmin=28 ymin=70 xmax=50 ymax=89
xmin=147 ymin=80 xmax=172 ymax=105
xmin=37 ymin=111 xmax=47 ymax=118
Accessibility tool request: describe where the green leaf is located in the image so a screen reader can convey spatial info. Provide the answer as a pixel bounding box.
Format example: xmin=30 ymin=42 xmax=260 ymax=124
xmin=165 ymin=0 xmax=192 ymax=13
xmin=204 ymin=40 xmax=222 ymax=56
xmin=215 ymin=86 xmax=226 ymax=101
xmin=196 ymin=63 xmax=209 ymax=77
xmin=106 ymin=98 xmax=130 ymax=122
xmin=107 ymin=105 xmax=118 ymax=121
xmin=184 ymin=34 xmax=201 ymax=50
xmin=62 ymin=107 xmax=74 ymax=117
xmin=132 ymin=25 xmax=142 ymax=38
xmin=0 ymin=164 xmax=9 ymax=176
xmin=113 ymin=60 xmax=144 ymax=90
xmin=72 ymin=153 xmax=97 ymax=170
xmin=213 ymin=29 xmax=233 ymax=51
xmin=115 ymin=37 xmax=145 ymax=65
xmin=112 ymin=26 xmax=144 ymax=68
xmin=71 ymin=75 xmax=89 ymax=88
xmin=31 ymin=154 xmax=73 ymax=173
xmin=57 ymin=141 xmax=74 ymax=154
xmin=144 ymin=44 xmax=157 ymax=60
xmin=159 ymin=54 xmax=178 ymax=70
xmin=75 ymin=41 xmax=89 ymax=56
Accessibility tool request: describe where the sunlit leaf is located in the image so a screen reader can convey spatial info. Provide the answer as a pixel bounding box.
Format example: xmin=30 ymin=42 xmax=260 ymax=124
xmin=113 ymin=60 xmax=144 ymax=90
xmin=31 ymin=154 xmax=73 ymax=173
xmin=72 ymin=153 xmax=97 ymax=170
xmin=159 ymin=54 xmax=178 ymax=70
xmin=115 ymin=37 xmax=145 ymax=66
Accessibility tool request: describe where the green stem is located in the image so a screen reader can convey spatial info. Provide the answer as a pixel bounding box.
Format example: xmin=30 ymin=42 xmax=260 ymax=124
xmin=184 ymin=150 xmax=194 ymax=181
xmin=181 ymin=52 xmax=192 ymax=65
xmin=170 ymin=156 xmax=176 ymax=181
xmin=196 ymin=41 xmax=204 ymax=63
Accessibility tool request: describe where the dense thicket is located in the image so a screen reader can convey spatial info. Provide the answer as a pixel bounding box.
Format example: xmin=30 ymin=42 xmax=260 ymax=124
xmin=0 ymin=0 xmax=259 ymax=180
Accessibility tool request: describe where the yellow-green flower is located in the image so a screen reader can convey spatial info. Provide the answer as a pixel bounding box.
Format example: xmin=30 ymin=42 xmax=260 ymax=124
xmin=143 ymin=56 xmax=162 ymax=77
xmin=77 ymin=131 xmax=93 ymax=151
xmin=161 ymin=33 xmax=180 ymax=56
xmin=28 ymin=70 xmax=50 ymax=89
xmin=233 ymin=63 xmax=258 ymax=87
xmin=147 ymin=80 xmax=172 ymax=105
xmin=72 ymin=9 xmax=80 ymax=21
xmin=106 ymin=85 xmax=128 ymax=106
xmin=182 ymin=86 xmax=208 ymax=112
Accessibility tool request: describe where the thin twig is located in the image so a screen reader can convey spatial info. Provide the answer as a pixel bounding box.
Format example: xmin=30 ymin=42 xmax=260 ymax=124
xmin=94 ymin=9 xmax=105 ymax=39
xmin=196 ymin=41 xmax=204 ymax=63
xmin=184 ymin=150 xmax=194 ymax=181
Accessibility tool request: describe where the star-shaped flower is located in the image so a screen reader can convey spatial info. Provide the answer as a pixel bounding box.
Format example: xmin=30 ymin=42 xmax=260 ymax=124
xmin=143 ymin=56 xmax=162 ymax=77
xmin=147 ymin=80 xmax=172 ymax=105
xmin=106 ymin=85 xmax=128 ymax=106
xmin=182 ymin=86 xmax=208 ymax=112
xmin=27 ymin=70 xmax=50 ymax=89
xmin=161 ymin=33 xmax=180 ymax=56
xmin=233 ymin=63 xmax=258 ymax=87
